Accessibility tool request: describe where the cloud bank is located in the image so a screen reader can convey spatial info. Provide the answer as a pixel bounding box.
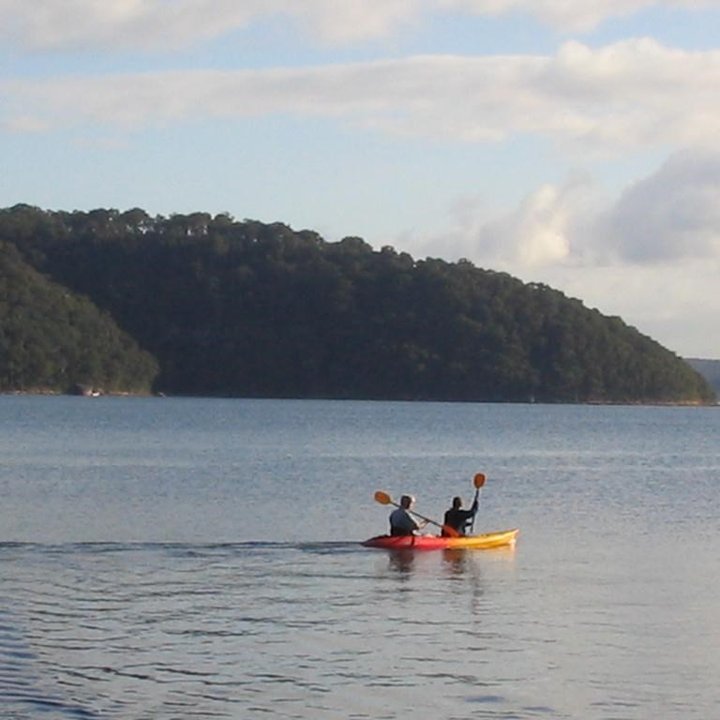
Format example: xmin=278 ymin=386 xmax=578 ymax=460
xmin=1 ymin=0 xmax=720 ymax=50
xmin=3 ymin=40 xmax=720 ymax=156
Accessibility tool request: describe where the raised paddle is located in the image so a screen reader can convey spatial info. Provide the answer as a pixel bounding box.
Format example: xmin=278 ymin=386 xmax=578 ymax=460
xmin=469 ymin=472 xmax=486 ymax=534
xmin=374 ymin=490 xmax=460 ymax=537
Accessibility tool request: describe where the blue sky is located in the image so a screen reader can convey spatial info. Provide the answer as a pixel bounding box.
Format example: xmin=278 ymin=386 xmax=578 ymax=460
xmin=2 ymin=1 xmax=720 ymax=359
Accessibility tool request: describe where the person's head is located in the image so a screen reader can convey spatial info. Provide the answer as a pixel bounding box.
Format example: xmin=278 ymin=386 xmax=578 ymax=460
xmin=452 ymin=496 xmax=462 ymax=509
xmin=400 ymin=495 xmax=414 ymax=509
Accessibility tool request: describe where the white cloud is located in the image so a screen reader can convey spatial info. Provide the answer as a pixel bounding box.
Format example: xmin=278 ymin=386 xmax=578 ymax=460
xmin=0 ymin=115 xmax=50 ymax=133
xmin=593 ymin=150 xmax=720 ymax=262
xmin=422 ymin=178 xmax=594 ymax=266
xmin=443 ymin=0 xmax=720 ymax=33
xmin=0 ymin=0 xmax=264 ymax=51
xmin=290 ymin=0 xmax=422 ymax=43
xmin=491 ymin=181 xmax=592 ymax=265
xmin=414 ymin=175 xmax=592 ymax=266
xmin=0 ymin=0 xmax=425 ymax=51
xmin=3 ymin=40 xmax=720 ymax=155
xmin=419 ymin=149 xmax=720 ymax=271
xmin=1 ymin=0 xmax=720 ymax=51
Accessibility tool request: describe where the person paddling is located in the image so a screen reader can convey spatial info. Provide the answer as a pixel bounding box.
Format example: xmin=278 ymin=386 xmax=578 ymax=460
xmin=389 ymin=495 xmax=427 ymax=536
xmin=441 ymin=492 xmax=479 ymax=536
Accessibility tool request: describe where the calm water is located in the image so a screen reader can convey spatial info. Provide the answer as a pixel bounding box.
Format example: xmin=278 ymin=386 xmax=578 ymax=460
xmin=1 ymin=396 xmax=718 ymax=719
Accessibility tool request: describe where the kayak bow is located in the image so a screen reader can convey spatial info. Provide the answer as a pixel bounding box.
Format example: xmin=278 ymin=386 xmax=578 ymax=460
xmin=362 ymin=528 xmax=519 ymax=550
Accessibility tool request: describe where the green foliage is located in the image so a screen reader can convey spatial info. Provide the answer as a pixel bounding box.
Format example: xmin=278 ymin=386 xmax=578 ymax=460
xmin=0 ymin=204 xmax=714 ymax=403
xmin=0 ymin=239 xmax=157 ymax=393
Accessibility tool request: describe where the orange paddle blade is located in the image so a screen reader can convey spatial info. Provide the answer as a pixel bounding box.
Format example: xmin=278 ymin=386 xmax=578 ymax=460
xmin=374 ymin=490 xmax=392 ymax=505
xmin=473 ymin=473 xmax=486 ymax=488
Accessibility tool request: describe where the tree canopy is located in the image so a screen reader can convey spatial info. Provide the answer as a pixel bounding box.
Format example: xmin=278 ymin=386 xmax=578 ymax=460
xmin=0 ymin=239 xmax=157 ymax=394
xmin=0 ymin=204 xmax=714 ymax=403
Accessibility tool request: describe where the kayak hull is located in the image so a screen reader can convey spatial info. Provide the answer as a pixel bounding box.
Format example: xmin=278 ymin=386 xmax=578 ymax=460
xmin=362 ymin=528 xmax=519 ymax=551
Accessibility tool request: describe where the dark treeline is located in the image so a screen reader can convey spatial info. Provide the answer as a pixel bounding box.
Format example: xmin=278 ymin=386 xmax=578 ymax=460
xmin=0 ymin=204 xmax=715 ymax=403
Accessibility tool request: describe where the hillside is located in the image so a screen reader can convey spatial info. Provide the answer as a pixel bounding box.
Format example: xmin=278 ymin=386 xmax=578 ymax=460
xmin=686 ymin=359 xmax=720 ymax=396
xmin=0 ymin=240 xmax=158 ymax=394
xmin=0 ymin=204 xmax=715 ymax=404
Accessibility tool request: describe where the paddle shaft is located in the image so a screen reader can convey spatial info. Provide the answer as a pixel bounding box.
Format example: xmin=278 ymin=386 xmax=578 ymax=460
xmin=469 ymin=487 xmax=481 ymax=534
xmin=468 ymin=472 xmax=486 ymax=534
xmin=392 ymin=500 xmax=450 ymax=533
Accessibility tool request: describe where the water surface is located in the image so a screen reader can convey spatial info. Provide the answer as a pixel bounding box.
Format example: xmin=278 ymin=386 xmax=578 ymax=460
xmin=1 ymin=397 xmax=718 ymax=718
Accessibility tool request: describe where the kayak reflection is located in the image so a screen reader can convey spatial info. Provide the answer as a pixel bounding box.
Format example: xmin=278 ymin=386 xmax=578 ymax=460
xmin=387 ymin=548 xmax=416 ymax=574
xmin=384 ymin=547 xmax=478 ymax=576
xmin=441 ymin=548 xmax=468 ymax=572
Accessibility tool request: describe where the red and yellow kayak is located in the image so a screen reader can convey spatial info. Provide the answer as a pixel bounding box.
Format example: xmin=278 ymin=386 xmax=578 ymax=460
xmin=362 ymin=528 xmax=519 ymax=551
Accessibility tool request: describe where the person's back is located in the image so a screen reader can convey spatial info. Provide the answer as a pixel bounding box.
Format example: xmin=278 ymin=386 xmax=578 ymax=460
xmin=442 ymin=495 xmax=478 ymax=536
xmin=389 ymin=495 xmax=420 ymax=536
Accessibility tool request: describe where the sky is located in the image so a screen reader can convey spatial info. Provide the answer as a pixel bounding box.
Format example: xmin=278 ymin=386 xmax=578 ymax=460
xmin=2 ymin=2 xmax=720 ymax=359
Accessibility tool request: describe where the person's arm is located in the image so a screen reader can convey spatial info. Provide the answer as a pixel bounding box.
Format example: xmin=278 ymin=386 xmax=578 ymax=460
xmin=469 ymin=492 xmax=479 ymax=515
xmin=412 ymin=514 xmax=428 ymax=531
xmin=401 ymin=509 xmax=423 ymax=533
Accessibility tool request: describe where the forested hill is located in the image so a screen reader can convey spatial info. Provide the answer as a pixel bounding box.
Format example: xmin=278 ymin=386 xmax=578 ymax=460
xmin=0 ymin=204 xmax=715 ymax=404
xmin=0 ymin=240 xmax=157 ymax=394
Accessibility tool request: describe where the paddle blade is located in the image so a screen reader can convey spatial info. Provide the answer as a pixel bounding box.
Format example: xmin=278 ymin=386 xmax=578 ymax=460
xmin=374 ymin=490 xmax=392 ymax=505
xmin=473 ymin=473 xmax=486 ymax=488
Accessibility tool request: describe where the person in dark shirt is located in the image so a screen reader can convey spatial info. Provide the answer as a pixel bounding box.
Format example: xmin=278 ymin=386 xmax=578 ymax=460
xmin=442 ymin=493 xmax=479 ymax=536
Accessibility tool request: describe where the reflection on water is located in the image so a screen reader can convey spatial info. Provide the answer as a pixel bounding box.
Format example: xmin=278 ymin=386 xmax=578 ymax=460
xmin=382 ymin=545 xmax=516 ymax=580
xmin=387 ymin=549 xmax=416 ymax=574
xmin=377 ymin=545 xmax=521 ymax=621
xmin=442 ymin=548 xmax=470 ymax=571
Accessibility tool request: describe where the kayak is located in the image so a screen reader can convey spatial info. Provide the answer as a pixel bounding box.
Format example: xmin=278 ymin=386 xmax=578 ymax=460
xmin=362 ymin=528 xmax=518 ymax=550
xmin=362 ymin=528 xmax=519 ymax=551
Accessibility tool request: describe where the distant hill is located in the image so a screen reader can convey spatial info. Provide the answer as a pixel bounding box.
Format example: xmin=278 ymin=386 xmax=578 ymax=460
xmin=686 ymin=359 xmax=720 ymax=397
xmin=0 ymin=204 xmax=715 ymax=404
xmin=0 ymin=240 xmax=158 ymax=394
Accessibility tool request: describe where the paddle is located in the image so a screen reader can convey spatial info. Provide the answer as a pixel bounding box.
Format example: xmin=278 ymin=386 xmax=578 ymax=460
xmin=469 ymin=472 xmax=486 ymax=534
xmin=374 ymin=490 xmax=460 ymax=537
